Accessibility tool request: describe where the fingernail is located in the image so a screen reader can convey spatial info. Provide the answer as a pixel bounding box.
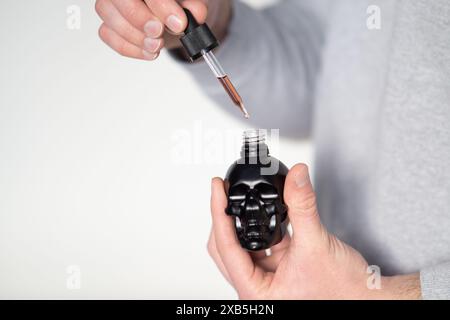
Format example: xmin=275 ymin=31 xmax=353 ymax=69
xmin=144 ymin=20 xmax=163 ymax=38
xmin=295 ymin=168 xmax=310 ymax=188
xmin=166 ymin=15 xmax=183 ymax=33
xmin=142 ymin=50 xmax=158 ymax=61
xmin=144 ymin=38 xmax=161 ymax=52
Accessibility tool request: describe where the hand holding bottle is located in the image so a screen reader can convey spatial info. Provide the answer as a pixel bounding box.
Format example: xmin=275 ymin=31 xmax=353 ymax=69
xmin=209 ymin=164 xmax=422 ymax=299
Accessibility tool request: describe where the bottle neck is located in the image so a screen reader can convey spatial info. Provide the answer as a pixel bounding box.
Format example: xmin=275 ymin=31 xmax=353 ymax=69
xmin=240 ymin=130 xmax=270 ymax=161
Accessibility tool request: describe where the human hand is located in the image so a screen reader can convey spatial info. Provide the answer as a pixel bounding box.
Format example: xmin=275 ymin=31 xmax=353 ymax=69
xmin=208 ymin=164 xmax=421 ymax=299
xmin=95 ymin=0 xmax=231 ymax=61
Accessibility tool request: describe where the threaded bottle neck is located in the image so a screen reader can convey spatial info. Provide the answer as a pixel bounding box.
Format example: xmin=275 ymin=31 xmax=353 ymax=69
xmin=240 ymin=129 xmax=269 ymax=159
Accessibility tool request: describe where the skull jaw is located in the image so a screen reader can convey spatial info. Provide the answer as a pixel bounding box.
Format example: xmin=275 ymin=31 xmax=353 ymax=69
xmin=236 ymin=220 xmax=287 ymax=251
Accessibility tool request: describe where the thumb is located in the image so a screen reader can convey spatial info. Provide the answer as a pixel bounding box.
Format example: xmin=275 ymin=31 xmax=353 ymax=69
xmin=284 ymin=163 xmax=327 ymax=247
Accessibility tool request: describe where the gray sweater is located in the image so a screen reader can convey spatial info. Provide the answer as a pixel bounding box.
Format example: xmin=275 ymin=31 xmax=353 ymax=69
xmin=182 ymin=0 xmax=450 ymax=299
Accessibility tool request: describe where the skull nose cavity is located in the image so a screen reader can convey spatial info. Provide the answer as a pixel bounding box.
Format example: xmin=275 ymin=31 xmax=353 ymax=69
xmin=246 ymin=189 xmax=260 ymax=199
xmin=244 ymin=198 xmax=261 ymax=212
xmin=245 ymin=191 xmax=262 ymax=212
xmin=245 ymin=202 xmax=261 ymax=212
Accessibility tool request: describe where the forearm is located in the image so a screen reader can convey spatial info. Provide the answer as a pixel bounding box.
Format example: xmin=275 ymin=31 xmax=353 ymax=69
xmin=379 ymin=274 xmax=422 ymax=300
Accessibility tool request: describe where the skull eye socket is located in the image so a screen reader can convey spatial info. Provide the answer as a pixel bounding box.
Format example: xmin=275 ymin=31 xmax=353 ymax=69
xmin=227 ymin=184 xmax=247 ymax=217
xmin=229 ymin=195 xmax=245 ymax=202
xmin=255 ymin=183 xmax=279 ymax=201
xmin=228 ymin=183 xmax=250 ymax=202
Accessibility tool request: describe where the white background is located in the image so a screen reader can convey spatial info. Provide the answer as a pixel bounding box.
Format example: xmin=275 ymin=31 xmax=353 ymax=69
xmin=0 ymin=0 xmax=311 ymax=299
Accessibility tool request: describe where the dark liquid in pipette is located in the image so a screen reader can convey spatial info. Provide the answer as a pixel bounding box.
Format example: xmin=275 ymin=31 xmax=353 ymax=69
xmin=218 ymin=75 xmax=242 ymax=107
xmin=218 ymin=75 xmax=249 ymax=118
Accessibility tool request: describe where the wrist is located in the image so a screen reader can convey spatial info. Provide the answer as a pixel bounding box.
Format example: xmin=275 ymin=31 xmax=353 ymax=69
xmin=371 ymin=274 xmax=422 ymax=300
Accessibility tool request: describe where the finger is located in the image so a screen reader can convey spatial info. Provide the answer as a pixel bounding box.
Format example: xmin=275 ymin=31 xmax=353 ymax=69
xmin=110 ymin=0 xmax=161 ymax=33
xmin=210 ymin=178 xmax=265 ymax=292
xmin=180 ymin=0 xmax=208 ymax=23
xmin=250 ymin=250 xmax=267 ymax=261
xmin=143 ymin=0 xmax=207 ymax=34
xmin=99 ymin=24 xmax=158 ymax=60
xmin=95 ymin=0 xmax=146 ymax=48
xmin=207 ymin=229 xmax=232 ymax=285
xmin=143 ymin=37 xmax=165 ymax=54
xmin=264 ymin=233 xmax=290 ymax=267
xmin=252 ymin=234 xmax=291 ymax=272
xmin=271 ymin=231 xmax=291 ymax=254
xmin=283 ymin=164 xmax=327 ymax=248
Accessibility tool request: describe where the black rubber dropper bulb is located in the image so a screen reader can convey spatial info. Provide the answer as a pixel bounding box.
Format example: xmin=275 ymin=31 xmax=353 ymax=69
xmin=180 ymin=9 xmax=219 ymax=61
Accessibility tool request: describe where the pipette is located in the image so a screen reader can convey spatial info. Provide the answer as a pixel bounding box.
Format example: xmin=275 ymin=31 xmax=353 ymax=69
xmin=180 ymin=9 xmax=249 ymax=119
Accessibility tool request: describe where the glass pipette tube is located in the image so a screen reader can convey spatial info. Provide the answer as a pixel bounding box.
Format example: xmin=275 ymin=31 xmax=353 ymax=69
xmin=201 ymin=50 xmax=249 ymax=119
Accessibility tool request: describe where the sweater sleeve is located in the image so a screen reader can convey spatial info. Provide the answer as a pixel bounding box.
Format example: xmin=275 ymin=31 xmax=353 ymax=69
xmin=420 ymin=262 xmax=450 ymax=299
xmin=177 ymin=0 xmax=329 ymax=138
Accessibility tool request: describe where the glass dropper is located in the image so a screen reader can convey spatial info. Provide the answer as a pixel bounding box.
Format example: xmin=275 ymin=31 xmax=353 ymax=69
xmin=180 ymin=9 xmax=249 ymax=119
xmin=201 ymin=50 xmax=249 ymax=118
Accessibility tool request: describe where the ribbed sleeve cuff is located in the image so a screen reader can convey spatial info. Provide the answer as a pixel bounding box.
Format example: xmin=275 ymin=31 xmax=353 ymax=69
xmin=420 ymin=262 xmax=450 ymax=300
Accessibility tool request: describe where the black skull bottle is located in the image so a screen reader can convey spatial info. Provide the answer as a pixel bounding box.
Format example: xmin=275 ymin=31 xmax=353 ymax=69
xmin=224 ymin=130 xmax=289 ymax=251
